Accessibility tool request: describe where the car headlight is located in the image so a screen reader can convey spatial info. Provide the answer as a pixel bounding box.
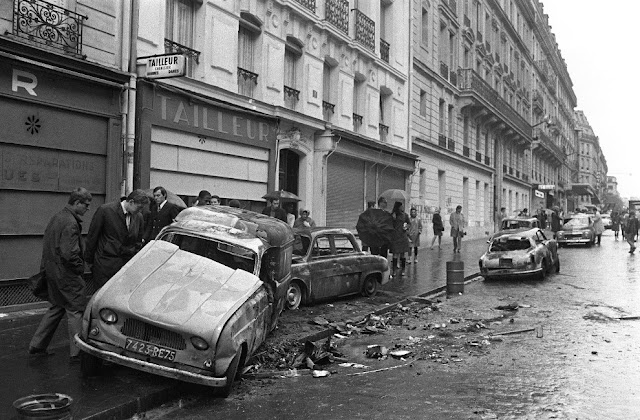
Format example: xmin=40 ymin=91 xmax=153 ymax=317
xmin=190 ymin=336 xmax=210 ymax=351
xmin=557 ymin=232 xmax=564 ymax=238
xmin=582 ymin=231 xmax=591 ymax=238
xmin=99 ymin=308 xmax=118 ymax=324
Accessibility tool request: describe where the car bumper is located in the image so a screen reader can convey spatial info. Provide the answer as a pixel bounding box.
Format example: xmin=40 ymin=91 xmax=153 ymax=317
xmin=557 ymin=238 xmax=590 ymax=244
xmin=74 ymin=334 xmax=227 ymax=387
xmin=481 ymin=267 xmax=542 ymax=278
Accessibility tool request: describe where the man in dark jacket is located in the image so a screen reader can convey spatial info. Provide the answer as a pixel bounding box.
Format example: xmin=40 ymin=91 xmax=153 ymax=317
xmin=86 ymin=189 xmax=149 ymax=288
xmin=29 ymin=188 xmax=92 ymax=360
xmin=261 ymin=198 xmax=288 ymax=222
xmin=144 ymin=186 xmax=182 ymax=243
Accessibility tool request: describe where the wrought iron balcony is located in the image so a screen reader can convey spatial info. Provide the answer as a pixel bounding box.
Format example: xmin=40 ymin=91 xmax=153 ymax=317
xmin=354 ymin=9 xmax=375 ymax=52
xmin=439 ymin=61 xmax=449 ymax=79
xmin=238 ymin=67 xmax=258 ymax=97
xmin=238 ymin=67 xmax=258 ymax=83
xmin=284 ymin=85 xmax=300 ymax=100
xmin=463 ymin=145 xmax=470 ymax=157
xmin=458 ymin=69 xmax=530 ymax=137
xmin=13 ymin=0 xmax=87 ymax=56
xmin=438 ymin=134 xmax=447 ymax=148
xmin=325 ymin=0 xmax=349 ymax=35
xmin=476 ymin=151 xmax=482 ymax=162
xmin=293 ymin=0 xmax=316 ymax=13
xmin=380 ymin=38 xmax=390 ymax=63
xmin=165 ymin=38 xmax=200 ymax=77
xmin=322 ymin=101 xmax=335 ymax=114
xmin=447 ymin=138 xmax=455 ymax=152
xmin=353 ymin=113 xmax=363 ymax=130
xmin=379 ymin=123 xmax=389 ymax=142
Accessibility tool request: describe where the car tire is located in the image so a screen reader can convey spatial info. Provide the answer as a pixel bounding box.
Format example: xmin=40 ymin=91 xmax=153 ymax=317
xmin=361 ymin=275 xmax=378 ymax=297
xmin=80 ymin=352 xmax=102 ymax=377
xmin=213 ymin=348 xmax=242 ymax=398
xmin=286 ymin=281 xmax=303 ymax=310
xmin=555 ymin=255 xmax=560 ymax=273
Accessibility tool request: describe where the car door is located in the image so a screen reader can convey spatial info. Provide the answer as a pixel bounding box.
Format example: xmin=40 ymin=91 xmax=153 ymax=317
xmin=306 ymin=235 xmax=341 ymax=301
xmin=330 ymin=234 xmax=363 ymax=296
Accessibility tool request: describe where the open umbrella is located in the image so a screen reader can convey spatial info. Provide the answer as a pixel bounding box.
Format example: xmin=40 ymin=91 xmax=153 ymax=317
xmin=143 ymin=189 xmax=187 ymax=209
xmin=380 ymin=189 xmax=409 ymax=206
xmin=262 ymin=190 xmax=301 ymax=202
xmin=356 ymin=208 xmax=395 ymax=247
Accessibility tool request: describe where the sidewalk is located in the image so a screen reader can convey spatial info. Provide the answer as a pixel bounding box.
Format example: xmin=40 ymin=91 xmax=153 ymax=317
xmin=0 ymin=236 xmax=491 ymax=420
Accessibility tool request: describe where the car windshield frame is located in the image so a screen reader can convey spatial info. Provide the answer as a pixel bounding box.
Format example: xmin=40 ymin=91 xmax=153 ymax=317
xmin=159 ymin=232 xmax=257 ymax=275
xmin=489 ymin=237 xmax=533 ymax=252
xmin=563 ymin=217 xmax=590 ymax=229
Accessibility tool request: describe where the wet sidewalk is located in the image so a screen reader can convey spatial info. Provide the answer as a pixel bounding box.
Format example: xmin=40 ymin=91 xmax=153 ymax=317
xmin=0 ymin=237 xmax=491 ymax=419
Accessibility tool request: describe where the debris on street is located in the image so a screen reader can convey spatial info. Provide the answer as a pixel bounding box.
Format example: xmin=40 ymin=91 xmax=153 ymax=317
xmin=346 ymin=363 xmax=412 ymax=377
xmin=490 ymin=327 xmax=536 ymax=336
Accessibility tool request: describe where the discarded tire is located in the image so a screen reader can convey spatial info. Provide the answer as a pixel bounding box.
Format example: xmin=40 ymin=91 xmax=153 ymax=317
xmin=13 ymin=393 xmax=73 ymax=420
xmin=446 ymin=261 xmax=464 ymax=295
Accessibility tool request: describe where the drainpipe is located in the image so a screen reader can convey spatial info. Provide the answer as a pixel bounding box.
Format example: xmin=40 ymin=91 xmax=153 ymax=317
xmin=120 ymin=0 xmax=132 ymax=197
xmin=125 ymin=0 xmax=140 ymax=194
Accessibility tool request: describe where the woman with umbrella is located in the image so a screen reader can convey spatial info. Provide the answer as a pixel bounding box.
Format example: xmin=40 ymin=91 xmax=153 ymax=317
xmin=390 ymin=201 xmax=411 ymax=276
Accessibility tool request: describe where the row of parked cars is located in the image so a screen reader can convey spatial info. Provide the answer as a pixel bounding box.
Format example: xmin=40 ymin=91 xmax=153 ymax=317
xmin=75 ymin=206 xmax=389 ymax=396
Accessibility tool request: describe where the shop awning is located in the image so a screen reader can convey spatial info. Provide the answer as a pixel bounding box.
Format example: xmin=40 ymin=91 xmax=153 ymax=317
xmin=331 ymin=129 xmax=418 ymax=172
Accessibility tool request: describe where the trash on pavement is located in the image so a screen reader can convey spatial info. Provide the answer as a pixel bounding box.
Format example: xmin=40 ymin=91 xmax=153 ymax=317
xmin=366 ymin=344 xmax=389 ymax=359
xmin=313 ymin=316 xmax=329 ymax=326
xmin=389 ymin=350 xmax=412 ymax=358
xmin=495 ymin=302 xmax=519 ymax=311
xmin=618 ymin=315 xmax=640 ymax=320
xmin=346 ymin=363 xmax=411 ymax=377
xmin=338 ymin=363 xmax=369 ymax=368
xmin=490 ymin=327 xmax=536 ymax=336
xmin=312 ymin=370 xmax=331 ymax=378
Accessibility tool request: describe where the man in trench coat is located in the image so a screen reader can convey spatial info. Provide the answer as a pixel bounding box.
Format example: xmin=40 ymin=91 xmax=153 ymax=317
xmin=86 ymin=189 xmax=149 ymax=288
xmin=144 ymin=186 xmax=182 ymax=243
xmin=29 ymin=188 xmax=92 ymax=360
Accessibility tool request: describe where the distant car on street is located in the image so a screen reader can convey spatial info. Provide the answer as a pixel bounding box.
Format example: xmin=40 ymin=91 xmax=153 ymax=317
xmin=556 ymin=213 xmax=596 ymax=246
xmin=601 ymin=213 xmax=612 ymax=230
xmin=479 ymin=228 xmax=560 ymax=280
xmin=286 ymin=227 xmax=390 ymax=309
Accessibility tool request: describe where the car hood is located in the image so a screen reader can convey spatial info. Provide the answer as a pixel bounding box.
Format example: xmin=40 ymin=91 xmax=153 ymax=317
xmin=94 ymin=240 xmax=262 ymax=335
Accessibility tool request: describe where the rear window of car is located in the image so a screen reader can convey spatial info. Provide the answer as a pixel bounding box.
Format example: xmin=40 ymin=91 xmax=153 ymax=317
xmin=490 ymin=238 xmax=532 ymax=252
xmin=311 ymin=236 xmax=332 ymax=257
xmin=333 ymin=235 xmax=355 ymax=255
xmin=501 ymin=220 xmax=532 ymax=230
xmin=161 ymin=233 xmax=256 ymax=274
xmin=563 ymin=217 xmax=589 ymax=229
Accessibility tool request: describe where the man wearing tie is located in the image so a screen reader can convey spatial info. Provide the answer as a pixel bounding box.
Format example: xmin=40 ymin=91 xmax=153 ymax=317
xmin=86 ymin=189 xmax=150 ymax=288
xmin=144 ymin=186 xmax=182 ymax=243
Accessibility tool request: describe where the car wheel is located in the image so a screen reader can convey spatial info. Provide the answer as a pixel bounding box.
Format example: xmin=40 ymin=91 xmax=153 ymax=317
xmin=361 ymin=275 xmax=378 ymax=297
xmin=286 ymin=281 xmax=303 ymax=310
xmin=213 ymin=349 xmax=242 ymax=398
xmin=555 ymin=255 xmax=560 ymax=273
xmin=80 ymin=352 xmax=102 ymax=377
xmin=539 ymin=259 xmax=548 ymax=280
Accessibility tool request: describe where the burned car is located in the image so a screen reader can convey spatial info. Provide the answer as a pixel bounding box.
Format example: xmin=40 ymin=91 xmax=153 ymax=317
xmin=75 ymin=206 xmax=294 ymax=397
xmin=556 ymin=214 xmax=595 ymax=246
xmin=479 ymin=228 xmax=559 ymax=280
xmin=285 ymin=228 xmax=390 ymax=309
xmin=489 ymin=217 xmax=541 ymax=241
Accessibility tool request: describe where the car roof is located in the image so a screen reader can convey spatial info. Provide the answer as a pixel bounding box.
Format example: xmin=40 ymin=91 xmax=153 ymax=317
xmin=502 ymin=217 xmax=538 ymax=222
xmin=492 ymin=228 xmax=540 ymax=240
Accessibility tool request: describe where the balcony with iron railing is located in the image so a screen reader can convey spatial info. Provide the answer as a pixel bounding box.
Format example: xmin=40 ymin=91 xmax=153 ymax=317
xmin=379 ymin=123 xmax=389 ymax=142
xmin=165 ymin=38 xmax=201 ymax=77
xmin=293 ymin=0 xmax=316 ymax=13
xmin=238 ymin=67 xmax=258 ymax=97
xmin=535 ymin=129 xmax=563 ymax=162
xmin=322 ymin=100 xmax=335 ymax=121
xmin=12 ymin=0 xmax=87 ymax=57
xmin=439 ymin=61 xmax=449 ymax=79
xmin=457 ymin=69 xmax=530 ymax=137
xmin=353 ymin=113 xmax=363 ymax=131
xmin=380 ymin=38 xmax=390 ymax=63
xmin=354 ymin=9 xmax=375 ymax=52
xmin=325 ymin=0 xmax=349 ymax=35
xmin=438 ymin=134 xmax=447 ymax=148
xmin=284 ymin=85 xmax=300 ymax=109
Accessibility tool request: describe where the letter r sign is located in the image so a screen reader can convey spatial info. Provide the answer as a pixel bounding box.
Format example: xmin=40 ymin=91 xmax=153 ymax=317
xmin=12 ymin=69 xmax=38 ymax=96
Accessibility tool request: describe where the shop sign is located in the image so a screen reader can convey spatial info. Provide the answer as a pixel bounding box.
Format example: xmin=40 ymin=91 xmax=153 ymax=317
xmin=142 ymin=53 xmax=186 ymax=79
xmin=535 ymin=190 xmax=545 ymax=198
xmin=537 ymin=184 xmax=555 ymax=190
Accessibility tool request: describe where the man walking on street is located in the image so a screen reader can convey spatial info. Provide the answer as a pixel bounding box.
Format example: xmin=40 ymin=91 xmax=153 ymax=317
xmin=625 ymin=212 xmax=639 ymax=254
xmin=450 ymin=205 xmax=466 ymax=253
xmin=29 ymin=188 xmax=92 ymax=361
xmin=144 ymin=186 xmax=182 ymax=243
xmin=86 ymin=189 xmax=149 ymax=288
xmin=262 ymin=198 xmax=288 ymax=223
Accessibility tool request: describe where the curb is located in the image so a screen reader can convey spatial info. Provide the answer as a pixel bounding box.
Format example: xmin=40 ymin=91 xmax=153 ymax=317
xmin=297 ymin=272 xmax=483 ymax=344
xmin=83 ymin=385 xmax=183 ymax=420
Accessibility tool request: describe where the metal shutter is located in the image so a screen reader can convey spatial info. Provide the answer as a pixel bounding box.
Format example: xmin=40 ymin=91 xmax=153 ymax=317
xmin=379 ymin=167 xmax=406 ymax=194
xmin=326 ymin=154 xmax=365 ymax=229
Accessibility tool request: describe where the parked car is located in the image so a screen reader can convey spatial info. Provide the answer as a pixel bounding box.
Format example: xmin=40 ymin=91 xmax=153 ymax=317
xmin=556 ymin=213 xmax=596 ymax=246
xmin=489 ymin=217 xmax=541 ymax=241
xmin=601 ymin=213 xmax=612 ymax=230
xmin=285 ymin=227 xmax=390 ymax=309
xmin=479 ymin=228 xmax=560 ymax=280
xmin=75 ymin=206 xmax=295 ymax=397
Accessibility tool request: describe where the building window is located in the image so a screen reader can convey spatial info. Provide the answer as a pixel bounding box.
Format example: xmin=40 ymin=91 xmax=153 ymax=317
xmin=165 ymin=0 xmax=196 ymax=76
xmin=420 ymin=90 xmax=427 ymax=117
xmin=438 ymin=99 xmax=445 ymax=135
xmin=238 ymin=13 xmax=262 ymax=97
xmin=447 ymin=105 xmax=454 ymax=139
xmin=421 ymin=7 xmax=429 ymax=47
xmin=284 ymin=36 xmax=303 ymax=109
xmin=323 ymin=61 xmax=336 ymax=121
xmin=353 ymin=79 xmax=364 ymax=132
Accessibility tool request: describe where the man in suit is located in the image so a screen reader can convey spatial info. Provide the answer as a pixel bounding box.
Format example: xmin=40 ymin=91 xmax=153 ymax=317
xmin=86 ymin=189 xmax=150 ymax=288
xmin=29 ymin=187 xmax=92 ymax=361
xmin=261 ymin=198 xmax=288 ymax=222
xmin=144 ymin=186 xmax=182 ymax=243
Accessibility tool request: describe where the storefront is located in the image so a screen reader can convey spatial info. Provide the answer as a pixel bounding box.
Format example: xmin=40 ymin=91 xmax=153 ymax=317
xmin=135 ymin=81 xmax=279 ymax=211
xmin=0 ymin=54 xmax=126 ymax=302
xmin=325 ymin=130 xmax=417 ymax=229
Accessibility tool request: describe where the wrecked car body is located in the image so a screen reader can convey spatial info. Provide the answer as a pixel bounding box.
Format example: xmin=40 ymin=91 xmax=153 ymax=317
xmin=75 ymin=206 xmax=294 ymax=396
xmin=286 ymin=228 xmax=390 ymax=309
xmin=479 ymin=228 xmax=559 ymax=280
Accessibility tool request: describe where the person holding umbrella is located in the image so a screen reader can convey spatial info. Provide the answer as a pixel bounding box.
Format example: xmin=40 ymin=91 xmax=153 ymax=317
xmin=390 ymin=201 xmax=411 ymax=275
xmin=356 ymin=197 xmax=394 ymax=258
xmin=262 ymin=198 xmax=288 ymax=222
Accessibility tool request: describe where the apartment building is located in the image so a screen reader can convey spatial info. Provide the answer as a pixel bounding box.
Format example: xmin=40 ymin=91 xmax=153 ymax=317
xmin=135 ymin=0 xmax=415 ymax=228
xmin=573 ymin=110 xmax=607 ymax=209
xmin=409 ymin=0 xmax=578 ymax=239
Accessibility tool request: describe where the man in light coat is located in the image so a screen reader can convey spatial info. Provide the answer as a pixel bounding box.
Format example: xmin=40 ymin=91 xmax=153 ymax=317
xmin=449 ymin=205 xmax=466 ymax=253
xmin=29 ymin=188 xmax=92 ymax=361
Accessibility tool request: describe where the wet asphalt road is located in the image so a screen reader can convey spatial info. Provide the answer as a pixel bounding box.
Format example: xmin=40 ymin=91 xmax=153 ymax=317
xmin=146 ymin=230 xmax=640 ymax=419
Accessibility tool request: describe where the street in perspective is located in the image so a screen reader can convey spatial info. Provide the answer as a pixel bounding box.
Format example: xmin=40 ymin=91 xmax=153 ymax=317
xmin=1 ymin=0 xmax=640 ymax=419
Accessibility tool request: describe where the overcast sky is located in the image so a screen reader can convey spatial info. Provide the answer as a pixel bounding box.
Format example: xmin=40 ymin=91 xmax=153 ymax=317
xmin=541 ymin=1 xmax=640 ymax=199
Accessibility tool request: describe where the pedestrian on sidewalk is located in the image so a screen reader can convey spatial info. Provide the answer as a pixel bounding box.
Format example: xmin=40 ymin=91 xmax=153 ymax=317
xmin=550 ymin=206 xmax=562 ymax=239
xmin=29 ymin=188 xmax=92 ymax=361
xmin=625 ymin=212 xmax=639 ymax=253
xmin=390 ymin=202 xmax=410 ymax=275
xmin=593 ymin=211 xmax=604 ymax=245
xmin=431 ymin=208 xmax=444 ymax=249
xmin=407 ymin=207 xmax=422 ymax=263
xmin=193 ymin=190 xmax=212 ymax=206
xmin=450 ymin=205 xmax=466 ymax=253
xmin=611 ymin=211 xmax=620 ymax=239
xmin=86 ymin=189 xmax=149 ymax=289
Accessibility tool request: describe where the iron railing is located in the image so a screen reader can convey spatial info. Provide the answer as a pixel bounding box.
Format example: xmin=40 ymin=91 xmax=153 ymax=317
xmin=322 ymin=101 xmax=335 ymax=121
xmin=438 ymin=134 xmax=447 ymax=148
xmin=284 ymin=85 xmax=300 ymax=100
xmin=354 ymin=9 xmax=375 ymax=52
xmin=238 ymin=67 xmax=258 ymax=97
xmin=380 ymin=38 xmax=390 ymax=63
xmin=165 ymin=38 xmax=200 ymax=77
xmin=353 ymin=113 xmax=363 ymax=130
xmin=13 ymin=0 xmax=87 ymax=56
xmin=379 ymin=123 xmax=389 ymax=142
xmin=458 ymin=69 xmax=530 ymax=137
xmin=325 ymin=0 xmax=349 ymax=35
xmin=439 ymin=61 xmax=449 ymax=79
xmin=293 ymin=0 xmax=316 ymax=13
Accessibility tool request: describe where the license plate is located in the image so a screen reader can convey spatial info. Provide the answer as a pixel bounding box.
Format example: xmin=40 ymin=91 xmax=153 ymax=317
xmin=125 ymin=338 xmax=176 ymax=361
xmin=499 ymin=258 xmax=513 ymax=267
